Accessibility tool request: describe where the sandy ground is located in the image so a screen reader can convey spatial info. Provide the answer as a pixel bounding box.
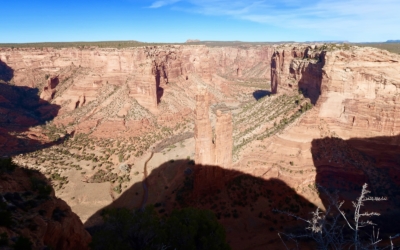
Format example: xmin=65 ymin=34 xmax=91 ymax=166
xmin=54 ymin=137 xmax=195 ymax=224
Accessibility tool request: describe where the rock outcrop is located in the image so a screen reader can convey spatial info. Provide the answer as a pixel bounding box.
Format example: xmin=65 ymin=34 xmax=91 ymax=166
xmin=40 ymin=76 xmax=59 ymax=101
xmin=270 ymin=46 xmax=325 ymax=98
xmin=194 ymin=88 xmax=233 ymax=168
xmin=0 ymin=161 xmax=91 ymax=249
xmin=194 ymin=88 xmax=214 ymax=165
xmin=0 ymin=45 xmax=275 ymax=145
xmin=215 ymin=110 xmax=233 ymax=169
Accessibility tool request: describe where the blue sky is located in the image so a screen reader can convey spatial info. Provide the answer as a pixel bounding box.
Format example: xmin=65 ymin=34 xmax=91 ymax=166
xmin=2 ymin=0 xmax=399 ymax=43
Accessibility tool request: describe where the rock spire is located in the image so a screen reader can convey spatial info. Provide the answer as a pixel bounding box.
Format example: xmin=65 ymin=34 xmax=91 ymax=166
xmin=194 ymin=87 xmax=233 ymax=168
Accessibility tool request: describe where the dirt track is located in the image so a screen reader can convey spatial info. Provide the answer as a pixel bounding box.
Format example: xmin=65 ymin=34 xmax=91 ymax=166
xmin=140 ymin=152 xmax=154 ymax=210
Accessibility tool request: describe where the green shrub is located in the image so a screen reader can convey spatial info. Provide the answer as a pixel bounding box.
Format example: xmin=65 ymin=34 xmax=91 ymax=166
xmin=0 ymin=200 xmax=12 ymax=227
xmin=13 ymin=236 xmax=32 ymax=250
xmin=90 ymin=207 xmax=230 ymax=250
xmin=0 ymin=158 xmax=16 ymax=173
xmin=113 ymin=184 xmax=122 ymax=194
xmin=118 ymin=153 xmax=124 ymax=163
xmin=0 ymin=232 xmax=8 ymax=246
xmin=30 ymin=177 xmax=52 ymax=197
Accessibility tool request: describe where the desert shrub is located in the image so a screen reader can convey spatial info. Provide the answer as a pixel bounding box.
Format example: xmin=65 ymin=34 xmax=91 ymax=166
xmin=0 ymin=232 xmax=8 ymax=246
xmin=118 ymin=153 xmax=124 ymax=163
xmin=13 ymin=236 xmax=32 ymax=250
xmin=0 ymin=200 xmax=12 ymax=227
xmin=30 ymin=177 xmax=52 ymax=197
xmin=278 ymin=183 xmax=398 ymax=250
xmin=52 ymin=207 xmax=66 ymax=222
xmin=113 ymin=184 xmax=122 ymax=194
xmin=0 ymin=158 xmax=16 ymax=174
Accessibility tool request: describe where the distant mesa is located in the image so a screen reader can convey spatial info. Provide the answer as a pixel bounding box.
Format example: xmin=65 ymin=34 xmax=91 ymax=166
xmin=386 ymin=40 xmax=400 ymax=43
xmin=304 ymin=40 xmax=349 ymax=43
xmin=186 ymin=39 xmax=200 ymax=43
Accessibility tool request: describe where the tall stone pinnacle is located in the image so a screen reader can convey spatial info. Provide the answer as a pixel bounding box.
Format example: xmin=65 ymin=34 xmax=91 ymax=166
xmin=194 ymin=87 xmax=233 ymax=168
xmin=194 ymin=87 xmax=215 ymax=165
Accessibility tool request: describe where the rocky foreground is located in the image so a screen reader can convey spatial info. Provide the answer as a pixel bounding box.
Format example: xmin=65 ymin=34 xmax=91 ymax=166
xmin=1 ymin=43 xmax=400 ymax=249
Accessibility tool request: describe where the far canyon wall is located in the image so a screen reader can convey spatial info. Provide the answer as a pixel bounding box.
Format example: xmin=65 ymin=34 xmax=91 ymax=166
xmin=1 ymin=44 xmax=400 ymax=147
xmin=0 ymin=46 xmax=273 ymax=111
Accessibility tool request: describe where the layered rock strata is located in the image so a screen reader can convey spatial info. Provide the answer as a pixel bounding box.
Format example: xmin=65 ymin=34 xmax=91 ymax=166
xmin=194 ymin=89 xmax=233 ymax=168
xmin=40 ymin=76 xmax=59 ymax=101
xmin=194 ymin=88 xmax=214 ymax=165
xmin=0 ymin=46 xmax=273 ymax=112
xmin=215 ymin=109 xmax=233 ymax=168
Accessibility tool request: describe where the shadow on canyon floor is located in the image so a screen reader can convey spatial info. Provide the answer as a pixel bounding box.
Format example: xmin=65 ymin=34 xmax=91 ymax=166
xmin=252 ymin=90 xmax=271 ymax=100
xmin=0 ymin=82 xmax=63 ymax=157
xmin=83 ymin=134 xmax=400 ymax=249
xmin=311 ymin=134 xmax=400 ymax=237
xmin=85 ymin=160 xmax=316 ymax=249
xmin=0 ymin=60 xmax=14 ymax=82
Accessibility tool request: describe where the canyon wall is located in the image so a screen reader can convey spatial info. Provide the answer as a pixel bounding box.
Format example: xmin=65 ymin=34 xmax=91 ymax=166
xmin=237 ymin=45 xmax=400 ymax=201
xmin=0 ymin=45 xmax=273 ymax=142
xmin=0 ymin=46 xmax=273 ymax=111
xmin=2 ymin=44 xmax=399 ymax=146
xmin=2 ymin=44 xmax=400 ymax=165
xmin=269 ymin=45 xmax=400 ymax=139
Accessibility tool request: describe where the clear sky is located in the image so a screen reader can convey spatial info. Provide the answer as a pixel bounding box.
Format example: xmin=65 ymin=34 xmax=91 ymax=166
xmin=2 ymin=0 xmax=399 ymax=43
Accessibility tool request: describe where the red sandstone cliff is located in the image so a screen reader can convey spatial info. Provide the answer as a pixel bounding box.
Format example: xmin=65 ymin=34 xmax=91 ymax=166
xmin=1 ymin=44 xmax=400 ymax=153
xmin=0 ymin=46 xmax=273 ymax=111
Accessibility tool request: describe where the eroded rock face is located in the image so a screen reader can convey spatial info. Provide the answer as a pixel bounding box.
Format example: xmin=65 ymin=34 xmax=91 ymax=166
xmin=0 ymin=45 xmax=273 ymax=110
xmin=296 ymin=47 xmax=400 ymax=138
xmin=215 ymin=110 xmax=233 ymax=169
xmin=0 ymin=45 xmax=275 ymax=145
xmin=194 ymin=88 xmax=214 ymax=166
xmin=237 ymin=45 xmax=400 ymax=208
xmin=2 ymin=45 xmax=399 ymax=161
xmin=40 ymin=76 xmax=59 ymax=102
xmin=194 ymin=89 xmax=233 ymax=168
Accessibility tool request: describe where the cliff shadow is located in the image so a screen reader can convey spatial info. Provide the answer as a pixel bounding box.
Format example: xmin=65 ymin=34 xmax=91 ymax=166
xmin=0 ymin=158 xmax=90 ymax=249
xmin=297 ymin=55 xmax=325 ymax=105
xmin=252 ymin=90 xmax=271 ymax=100
xmin=0 ymin=60 xmax=14 ymax=82
xmin=155 ymin=72 xmax=164 ymax=104
xmin=311 ymin=134 xmax=400 ymax=238
xmin=84 ymin=159 xmax=317 ymax=249
xmin=0 ymin=82 xmax=63 ymax=157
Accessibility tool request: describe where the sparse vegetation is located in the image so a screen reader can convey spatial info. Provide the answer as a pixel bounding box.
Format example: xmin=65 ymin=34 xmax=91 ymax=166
xmin=356 ymin=42 xmax=400 ymax=54
xmin=233 ymin=92 xmax=313 ymax=159
xmin=278 ymin=183 xmax=399 ymax=250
